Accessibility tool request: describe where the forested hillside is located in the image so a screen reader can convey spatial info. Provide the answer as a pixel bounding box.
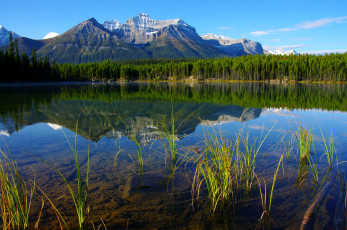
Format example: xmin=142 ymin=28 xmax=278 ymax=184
xmin=1 ymin=37 xmax=346 ymax=82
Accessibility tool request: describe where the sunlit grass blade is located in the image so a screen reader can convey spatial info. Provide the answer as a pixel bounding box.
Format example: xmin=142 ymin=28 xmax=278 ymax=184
xmin=35 ymin=185 xmax=68 ymax=230
xmin=320 ymin=129 xmax=336 ymax=169
xmin=29 ymin=123 xmax=90 ymax=229
xmin=256 ymin=155 xmax=283 ymax=229
xmin=269 ymin=155 xmax=283 ymax=212
xmin=295 ymin=126 xmax=312 ymax=163
xmin=130 ymin=135 xmax=144 ymax=169
xmin=0 ymin=143 xmax=37 ymax=229
xmin=192 ymin=128 xmax=234 ymax=215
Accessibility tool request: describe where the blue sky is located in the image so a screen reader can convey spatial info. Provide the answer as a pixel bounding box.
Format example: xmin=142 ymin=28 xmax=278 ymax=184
xmin=1 ymin=0 xmax=346 ymax=53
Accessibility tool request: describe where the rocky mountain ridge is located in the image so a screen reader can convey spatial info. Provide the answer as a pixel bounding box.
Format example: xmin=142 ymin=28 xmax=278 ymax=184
xmin=1 ymin=14 xmax=264 ymax=62
xmin=201 ymin=33 xmax=264 ymax=55
xmin=103 ymin=13 xmax=196 ymax=44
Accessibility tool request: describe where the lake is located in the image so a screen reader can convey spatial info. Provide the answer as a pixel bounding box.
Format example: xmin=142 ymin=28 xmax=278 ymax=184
xmin=0 ymin=82 xmax=346 ymax=229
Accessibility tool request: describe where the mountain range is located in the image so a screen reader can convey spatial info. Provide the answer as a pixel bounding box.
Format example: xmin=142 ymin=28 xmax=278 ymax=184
xmin=0 ymin=99 xmax=262 ymax=144
xmin=1 ymin=13 xmax=264 ymax=63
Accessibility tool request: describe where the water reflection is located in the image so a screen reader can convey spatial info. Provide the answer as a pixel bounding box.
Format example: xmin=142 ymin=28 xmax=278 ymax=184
xmin=0 ymin=82 xmax=346 ymax=229
xmin=1 ymin=82 xmax=346 ymax=141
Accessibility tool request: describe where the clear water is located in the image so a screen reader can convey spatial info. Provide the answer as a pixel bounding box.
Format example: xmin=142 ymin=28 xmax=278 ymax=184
xmin=0 ymin=82 xmax=346 ymax=229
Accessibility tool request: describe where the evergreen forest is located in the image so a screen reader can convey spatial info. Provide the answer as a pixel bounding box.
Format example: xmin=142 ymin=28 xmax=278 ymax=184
xmin=1 ymin=36 xmax=346 ymax=83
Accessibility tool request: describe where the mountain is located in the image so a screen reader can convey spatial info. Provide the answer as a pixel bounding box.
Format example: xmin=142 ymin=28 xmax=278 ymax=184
xmin=35 ymin=15 xmax=229 ymax=62
xmin=15 ymin=37 xmax=46 ymax=55
xmin=266 ymin=49 xmax=298 ymax=55
xmin=0 ymin=25 xmax=20 ymax=46
xmin=201 ymin=33 xmax=264 ymax=56
xmin=101 ymin=13 xmax=228 ymax=59
xmin=36 ymin=18 xmax=152 ymax=63
xmin=0 ymin=97 xmax=262 ymax=144
xmin=43 ymin=32 xmax=59 ymax=39
xmin=2 ymin=14 xmax=264 ymax=63
xmin=103 ymin=13 xmax=198 ymax=45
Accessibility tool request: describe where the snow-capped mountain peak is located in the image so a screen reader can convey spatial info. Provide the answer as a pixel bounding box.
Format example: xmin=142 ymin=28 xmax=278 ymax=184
xmin=43 ymin=32 xmax=59 ymax=39
xmin=104 ymin=13 xmax=193 ymax=33
xmin=103 ymin=13 xmax=196 ymax=44
xmin=267 ymin=49 xmax=298 ymax=55
xmin=0 ymin=25 xmax=20 ymax=46
xmin=126 ymin=13 xmax=192 ymax=30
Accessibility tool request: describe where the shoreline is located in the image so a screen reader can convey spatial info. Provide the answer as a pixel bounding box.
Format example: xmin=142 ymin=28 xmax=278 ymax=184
xmin=0 ymin=79 xmax=346 ymax=86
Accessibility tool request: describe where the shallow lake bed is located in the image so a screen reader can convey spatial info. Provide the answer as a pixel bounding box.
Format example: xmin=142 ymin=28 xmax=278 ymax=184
xmin=0 ymin=82 xmax=346 ymax=229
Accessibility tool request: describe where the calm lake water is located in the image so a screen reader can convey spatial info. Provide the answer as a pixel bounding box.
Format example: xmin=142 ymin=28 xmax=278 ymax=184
xmin=0 ymin=82 xmax=346 ymax=229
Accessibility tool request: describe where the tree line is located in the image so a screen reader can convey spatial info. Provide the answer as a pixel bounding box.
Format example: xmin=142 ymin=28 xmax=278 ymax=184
xmin=0 ymin=34 xmax=60 ymax=82
xmin=54 ymin=83 xmax=346 ymax=111
xmin=1 ymin=34 xmax=346 ymax=82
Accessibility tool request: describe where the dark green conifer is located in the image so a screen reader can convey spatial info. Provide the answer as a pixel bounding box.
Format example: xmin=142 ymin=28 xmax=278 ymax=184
xmin=8 ymin=33 xmax=14 ymax=57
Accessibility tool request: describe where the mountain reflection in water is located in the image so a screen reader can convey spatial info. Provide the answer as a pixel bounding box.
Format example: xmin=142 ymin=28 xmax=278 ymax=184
xmin=0 ymin=82 xmax=346 ymax=229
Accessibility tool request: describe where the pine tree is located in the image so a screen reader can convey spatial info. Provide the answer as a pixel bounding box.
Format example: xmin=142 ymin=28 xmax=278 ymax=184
xmin=14 ymin=38 xmax=20 ymax=61
xmin=8 ymin=33 xmax=14 ymax=57
xmin=31 ymin=48 xmax=37 ymax=66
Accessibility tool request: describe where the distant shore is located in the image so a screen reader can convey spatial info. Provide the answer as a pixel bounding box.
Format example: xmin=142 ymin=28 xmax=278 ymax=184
xmin=1 ymin=79 xmax=346 ymax=86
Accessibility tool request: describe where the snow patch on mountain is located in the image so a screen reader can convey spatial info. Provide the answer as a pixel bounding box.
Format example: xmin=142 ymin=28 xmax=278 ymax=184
xmin=267 ymin=49 xmax=298 ymax=55
xmin=103 ymin=20 xmax=121 ymax=30
xmin=201 ymin=33 xmax=236 ymax=45
xmin=102 ymin=13 xmax=197 ymax=44
xmin=104 ymin=13 xmax=193 ymax=33
xmin=201 ymin=33 xmax=264 ymax=55
xmin=43 ymin=32 xmax=59 ymax=39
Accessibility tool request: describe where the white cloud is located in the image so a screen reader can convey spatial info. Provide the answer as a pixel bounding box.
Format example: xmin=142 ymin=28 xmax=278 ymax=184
xmin=277 ymin=28 xmax=297 ymax=32
xmin=270 ymin=39 xmax=281 ymax=42
xmin=262 ymin=45 xmax=272 ymax=50
xmin=250 ymin=28 xmax=297 ymax=36
xmin=247 ymin=125 xmax=265 ymax=130
xmin=250 ymin=16 xmax=347 ymax=36
xmin=330 ymin=42 xmax=346 ymax=45
xmin=218 ymin=26 xmax=233 ymax=30
xmin=296 ymin=16 xmax=347 ymax=29
xmin=279 ymin=44 xmax=307 ymax=49
xmin=250 ymin=30 xmax=272 ymax=36
xmin=263 ymin=44 xmax=307 ymax=51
